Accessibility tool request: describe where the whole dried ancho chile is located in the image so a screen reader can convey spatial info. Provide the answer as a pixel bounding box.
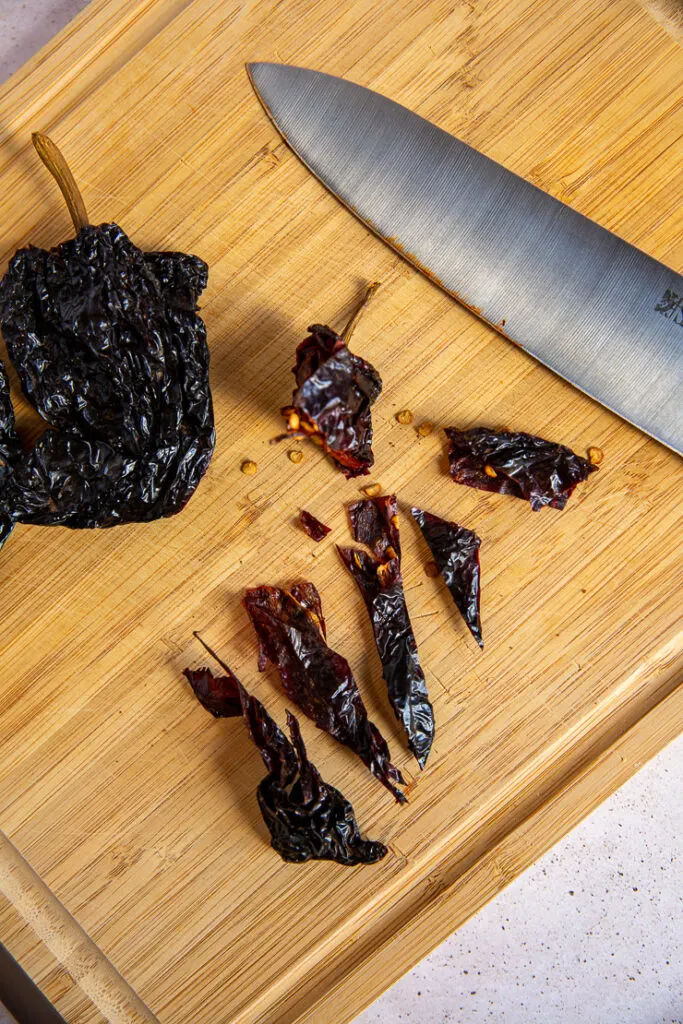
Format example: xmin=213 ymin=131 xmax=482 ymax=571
xmin=339 ymin=495 xmax=434 ymax=769
xmin=0 ymin=364 xmax=20 ymax=547
xmin=445 ymin=427 xmax=597 ymax=511
xmin=411 ymin=507 xmax=483 ymax=649
xmin=0 ymin=134 xmax=214 ymax=545
xmin=185 ymin=639 xmax=386 ymax=865
xmin=244 ymin=581 xmax=406 ymax=802
xmin=299 ymin=509 xmax=331 ymax=542
xmin=281 ymin=283 xmax=382 ymax=478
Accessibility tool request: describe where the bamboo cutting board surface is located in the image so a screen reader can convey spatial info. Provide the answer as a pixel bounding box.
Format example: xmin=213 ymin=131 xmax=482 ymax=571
xmin=0 ymin=1 xmax=681 ymax=1022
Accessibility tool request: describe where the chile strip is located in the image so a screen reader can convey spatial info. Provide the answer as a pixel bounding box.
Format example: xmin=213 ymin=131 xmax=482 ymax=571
xmin=185 ymin=637 xmax=386 ymax=864
xmin=244 ymin=582 xmax=406 ymax=803
xmin=445 ymin=427 xmax=596 ymax=511
xmin=339 ymin=495 xmax=434 ymax=769
xmin=411 ymin=507 xmax=483 ymax=648
xmin=0 ymin=133 xmax=214 ymax=549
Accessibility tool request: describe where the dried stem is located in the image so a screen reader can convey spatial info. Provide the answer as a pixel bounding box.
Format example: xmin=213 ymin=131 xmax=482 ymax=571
xmin=342 ymin=281 xmax=381 ymax=344
xmin=32 ymin=132 xmax=89 ymax=233
xmin=193 ymin=631 xmax=234 ymax=676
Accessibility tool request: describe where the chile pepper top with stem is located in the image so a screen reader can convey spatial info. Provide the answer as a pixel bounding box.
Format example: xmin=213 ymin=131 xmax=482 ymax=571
xmin=281 ymin=283 xmax=383 ymax=477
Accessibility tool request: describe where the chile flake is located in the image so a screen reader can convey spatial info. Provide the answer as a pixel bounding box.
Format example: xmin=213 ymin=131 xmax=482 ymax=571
xmin=244 ymin=581 xmax=406 ymax=802
xmin=0 ymin=134 xmax=214 ymax=549
xmin=339 ymin=495 xmax=434 ymax=769
xmin=185 ymin=639 xmax=386 ymax=865
xmin=445 ymin=427 xmax=597 ymax=511
xmin=299 ymin=509 xmax=331 ymax=542
xmin=411 ymin=507 xmax=483 ymax=649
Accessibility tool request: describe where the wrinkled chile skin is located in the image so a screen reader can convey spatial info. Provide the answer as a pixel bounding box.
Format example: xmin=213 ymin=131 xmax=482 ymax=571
xmin=341 ymin=495 xmax=434 ymax=769
xmin=184 ymin=664 xmax=387 ymax=864
xmin=243 ymin=581 xmax=406 ymax=802
xmin=411 ymin=506 xmax=483 ymax=648
xmin=338 ymin=546 xmax=434 ymax=769
xmin=287 ymin=324 xmax=382 ymax=478
xmin=445 ymin=427 xmax=597 ymax=511
xmin=0 ymin=223 xmax=215 ymax=539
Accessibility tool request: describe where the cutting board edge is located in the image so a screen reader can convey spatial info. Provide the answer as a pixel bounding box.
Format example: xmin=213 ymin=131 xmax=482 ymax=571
xmin=0 ymin=0 xmax=190 ymax=138
xmin=0 ymin=0 xmax=680 ymax=1021
xmin=283 ymin=681 xmax=683 ymax=1024
xmin=2 ymin=644 xmax=680 ymax=1024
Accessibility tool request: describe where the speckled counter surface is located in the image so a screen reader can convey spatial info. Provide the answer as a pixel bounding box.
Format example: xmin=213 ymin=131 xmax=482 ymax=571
xmin=0 ymin=5 xmax=681 ymax=1023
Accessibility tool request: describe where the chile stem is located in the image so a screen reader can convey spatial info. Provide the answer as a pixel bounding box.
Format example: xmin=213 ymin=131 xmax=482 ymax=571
xmin=193 ymin=631 xmax=236 ymax=678
xmin=32 ymin=132 xmax=90 ymax=233
xmin=342 ymin=281 xmax=381 ymax=344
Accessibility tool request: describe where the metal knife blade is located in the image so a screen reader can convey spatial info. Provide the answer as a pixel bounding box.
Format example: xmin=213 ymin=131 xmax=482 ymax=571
xmin=247 ymin=63 xmax=682 ymax=454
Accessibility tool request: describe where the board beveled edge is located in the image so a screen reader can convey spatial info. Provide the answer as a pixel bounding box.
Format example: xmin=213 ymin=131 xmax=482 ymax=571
xmin=0 ymin=0 xmax=680 ymax=1021
xmin=277 ymin=680 xmax=683 ymax=1024
xmin=2 ymin=674 xmax=679 ymax=1024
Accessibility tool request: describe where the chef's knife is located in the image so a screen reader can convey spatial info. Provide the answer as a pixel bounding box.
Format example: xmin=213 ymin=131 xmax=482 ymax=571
xmin=247 ymin=63 xmax=682 ymax=454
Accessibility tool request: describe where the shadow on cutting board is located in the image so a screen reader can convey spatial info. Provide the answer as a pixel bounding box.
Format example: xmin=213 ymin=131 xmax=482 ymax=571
xmin=0 ymin=942 xmax=66 ymax=1024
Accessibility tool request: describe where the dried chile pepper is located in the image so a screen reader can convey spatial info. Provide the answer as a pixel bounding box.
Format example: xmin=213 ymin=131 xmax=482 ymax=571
xmin=339 ymin=495 xmax=434 ymax=769
xmin=411 ymin=507 xmax=483 ymax=648
xmin=0 ymin=364 xmax=20 ymax=547
xmin=0 ymin=134 xmax=214 ymax=544
xmin=445 ymin=427 xmax=597 ymax=511
xmin=281 ymin=283 xmax=382 ymax=478
xmin=243 ymin=581 xmax=406 ymax=802
xmin=185 ymin=637 xmax=386 ymax=865
xmin=299 ymin=509 xmax=331 ymax=542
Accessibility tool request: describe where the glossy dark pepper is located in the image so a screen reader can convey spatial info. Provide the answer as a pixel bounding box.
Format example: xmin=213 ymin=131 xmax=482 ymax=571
xmin=411 ymin=506 xmax=483 ymax=648
xmin=281 ymin=283 xmax=382 ymax=477
xmin=185 ymin=638 xmax=387 ymax=865
xmin=0 ymin=134 xmax=214 ymax=549
xmin=339 ymin=495 xmax=434 ymax=769
xmin=243 ymin=581 xmax=406 ymax=802
xmin=445 ymin=427 xmax=597 ymax=511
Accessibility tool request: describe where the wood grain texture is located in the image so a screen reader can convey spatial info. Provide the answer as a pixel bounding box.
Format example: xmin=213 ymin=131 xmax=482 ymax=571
xmin=0 ymin=0 xmax=681 ymax=1022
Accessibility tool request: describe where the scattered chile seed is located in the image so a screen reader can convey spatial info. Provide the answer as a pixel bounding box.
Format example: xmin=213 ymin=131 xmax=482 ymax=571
xmin=396 ymin=409 xmax=414 ymax=425
xmin=362 ymin=483 xmax=382 ymax=498
xmin=241 ymin=460 xmax=258 ymax=476
xmin=587 ymin=446 xmax=604 ymax=466
xmin=288 ymin=450 xmax=304 ymax=464
xmin=424 ymin=561 xmax=440 ymax=578
xmin=417 ymin=421 xmax=433 ymax=437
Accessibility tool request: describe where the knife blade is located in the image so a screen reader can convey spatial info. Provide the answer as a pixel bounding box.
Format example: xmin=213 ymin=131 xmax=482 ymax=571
xmin=247 ymin=63 xmax=682 ymax=454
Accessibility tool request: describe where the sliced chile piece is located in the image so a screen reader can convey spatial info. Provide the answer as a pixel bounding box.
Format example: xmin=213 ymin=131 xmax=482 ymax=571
xmin=299 ymin=509 xmax=331 ymax=542
xmin=340 ymin=495 xmax=434 ymax=769
xmin=445 ymin=427 xmax=597 ymax=511
xmin=184 ymin=644 xmax=386 ymax=864
xmin=243 ymin=582 xmax=406 ymax=803
xmin=281 ymin=285 xmax=382 ymax=478
xmin=411 ymin=506 xmax=483 ymax=649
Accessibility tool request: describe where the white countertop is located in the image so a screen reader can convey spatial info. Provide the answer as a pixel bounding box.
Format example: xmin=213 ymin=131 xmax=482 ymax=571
xmin=0 ymin=4 xmax=681 ymax=1022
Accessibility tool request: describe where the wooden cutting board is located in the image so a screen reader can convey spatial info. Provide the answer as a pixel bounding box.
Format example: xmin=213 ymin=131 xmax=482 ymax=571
xmin=0 ymin=1 xmax=681 ymax=1021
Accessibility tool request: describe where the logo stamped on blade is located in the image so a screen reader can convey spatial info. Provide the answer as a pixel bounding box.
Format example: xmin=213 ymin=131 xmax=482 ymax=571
xmin=654 ymin=289 xmax=683 ymax=326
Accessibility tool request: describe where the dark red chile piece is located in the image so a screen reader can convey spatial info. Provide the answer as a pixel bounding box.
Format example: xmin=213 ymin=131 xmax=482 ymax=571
xmin=300 ymin=509 xmax=331 ymax=542
xmin=281 ymin=285 xmax=382 ymax=478
xmin=243 ymin=582 xmax=406 ymax=803
xmin=184 ymin=644 xmax=386 ymax=864
xmin=445 ymin=427 xmax=597 ymax=511
xmin=411 ymin=507 xmax=483 ymax=649
xmin=340 ymin=495 xmax=434 ymax=769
